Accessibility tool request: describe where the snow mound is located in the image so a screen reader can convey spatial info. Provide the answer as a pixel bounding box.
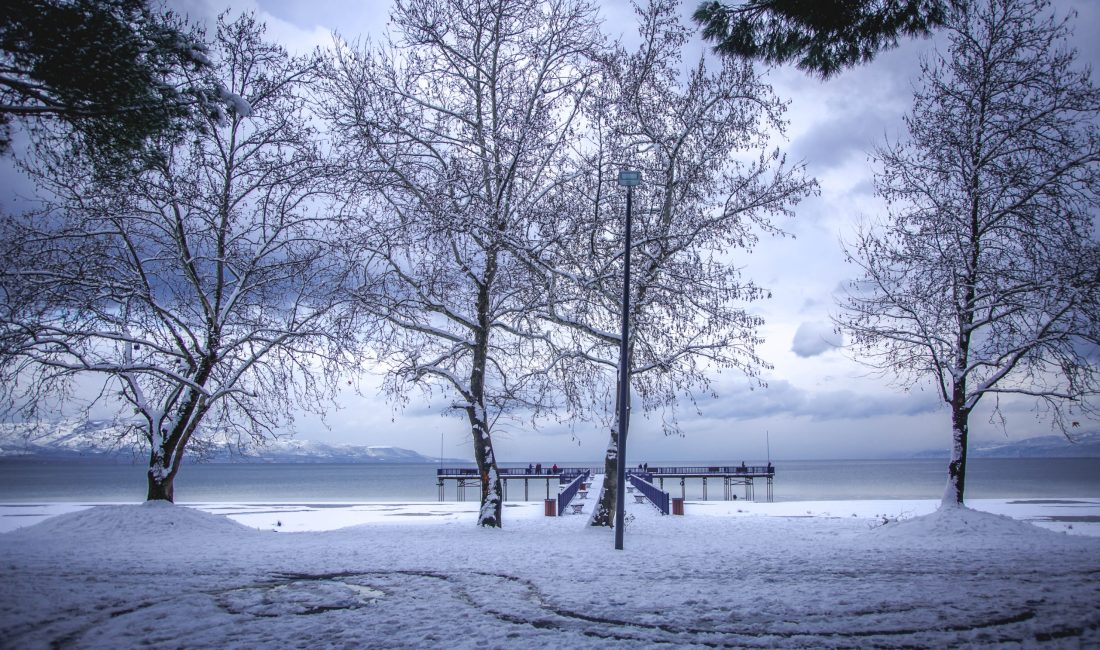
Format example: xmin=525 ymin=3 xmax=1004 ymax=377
xmin=872 ymin=505 xmax=1060 ymax=541
xmin=5 ymin=501 xmax=254 ymax=541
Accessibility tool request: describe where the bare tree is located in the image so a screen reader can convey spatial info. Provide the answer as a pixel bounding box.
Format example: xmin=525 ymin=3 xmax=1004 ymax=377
xmin=320 ymin=0 xmax=601 ymax=527
xmin=0 ymin=15 xmax=357 ymax=501
xmin=523 ymin=0 xmax=815 ymax=526
xmin=839 ymin=0 xmax=1100 ymax=507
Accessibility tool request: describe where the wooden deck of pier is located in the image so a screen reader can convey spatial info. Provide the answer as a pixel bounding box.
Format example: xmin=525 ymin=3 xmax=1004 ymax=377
xmin=436 ymin=464 xmax=774 ymax=502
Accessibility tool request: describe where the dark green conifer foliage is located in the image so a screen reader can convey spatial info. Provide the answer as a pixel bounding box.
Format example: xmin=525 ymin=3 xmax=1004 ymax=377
xmin=694 ymin=0 xmax=959 ymax=77
xmin=0 ymin=0 xmax=212 ymax=162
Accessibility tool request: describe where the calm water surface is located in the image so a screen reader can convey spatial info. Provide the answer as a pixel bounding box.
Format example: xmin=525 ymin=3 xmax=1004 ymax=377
xmin=1 ymin=458 xmax=1097 ymax=503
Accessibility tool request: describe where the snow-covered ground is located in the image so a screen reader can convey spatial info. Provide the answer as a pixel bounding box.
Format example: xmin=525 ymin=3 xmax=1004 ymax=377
xmin=2 ymin=487 xmax=1098 ymax=647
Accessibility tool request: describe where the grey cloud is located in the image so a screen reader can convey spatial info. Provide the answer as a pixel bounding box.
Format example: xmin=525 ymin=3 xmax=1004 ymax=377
xmin=791 ymin=321 xmax=843 ymax=357
xmin=790 ymin=111 xmax=882 ymax=170
xmin=799 ymin=388 xmax=940 ymax=420
xmin=703 ymin=380 xmax=941 ymax=422
xmin=848 ymin=176 xmax=878 ymax=197
xmin=784 ymin=34 xmax=928 ymax=172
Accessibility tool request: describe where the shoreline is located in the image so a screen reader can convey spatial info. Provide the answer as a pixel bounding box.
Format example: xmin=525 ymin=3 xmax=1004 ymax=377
xmin=4 ymin=495 xmax=1099 ymax=536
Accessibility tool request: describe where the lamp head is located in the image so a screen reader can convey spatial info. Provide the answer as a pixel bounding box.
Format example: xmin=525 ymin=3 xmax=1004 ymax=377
xmin=617 ymin=170 xmax=642 ymax=187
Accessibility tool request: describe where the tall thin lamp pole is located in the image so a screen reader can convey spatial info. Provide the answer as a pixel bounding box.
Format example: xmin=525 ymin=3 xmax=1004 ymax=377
xmin=615 ymin=169 xmax=641 ymax=550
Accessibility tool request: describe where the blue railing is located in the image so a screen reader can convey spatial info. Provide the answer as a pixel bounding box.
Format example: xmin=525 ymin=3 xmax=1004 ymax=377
xmin=437 ymin=468 xmax=480 ymax=476
xmin=558 ymin=467 xmax=598 ymax=480
xmin=436 ymin=465 xmax=773 ymax=478
xmin=556 ymin=470 xmax=591 ymax=516
xmin=628 ymin=473 xmax=670 ymax=515
xmin=646 ymin=465 xmax=774 ymax=476
xmin=436 ymin=466 xmax=598 ymax=478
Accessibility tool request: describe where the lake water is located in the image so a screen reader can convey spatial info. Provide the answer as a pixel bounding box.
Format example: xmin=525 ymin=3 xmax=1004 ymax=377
xmin=1 ymin=458 xmax=1098 ymax=503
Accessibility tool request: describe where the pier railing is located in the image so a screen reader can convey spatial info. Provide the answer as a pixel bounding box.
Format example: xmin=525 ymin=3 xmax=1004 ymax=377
xmin=558 ymin=467 xmax=597 ymax=480
xmin=435 ymin=465 xmax=771 ymax=478
xmin=435 ymin=464 xmax=774 ymax=503
xmin=435 ymin=466 xmax=599 ymax=478
xmin=647 ymin=465 xmax=774 ymax=476
xmin=557 ymin=470 xmax=591 ymax=516
xmin=628 ymin=473 xmax=670 ymax=515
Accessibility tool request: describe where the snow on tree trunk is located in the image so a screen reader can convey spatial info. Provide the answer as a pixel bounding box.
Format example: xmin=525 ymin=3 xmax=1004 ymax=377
xmin=478 ymin=466 xmax=503 ymax=528
xmin=468 ymin=405 xmax=503 ymax=528
xmin=146 ymin=458 xmax=176 ymax=502
xmin=942 ymin=411 xmax=970 ymax=508
xmin=591 ymin=433 xmax=618 ymax=527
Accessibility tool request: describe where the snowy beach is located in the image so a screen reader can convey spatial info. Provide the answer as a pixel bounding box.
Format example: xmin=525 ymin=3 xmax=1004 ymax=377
xmin=2 ymin=492 xmax=1098 ymax=647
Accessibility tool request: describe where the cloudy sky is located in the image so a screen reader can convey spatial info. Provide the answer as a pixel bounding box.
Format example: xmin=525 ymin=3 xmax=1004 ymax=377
xmin=7 ymin=0 xmax=1098 ymax=462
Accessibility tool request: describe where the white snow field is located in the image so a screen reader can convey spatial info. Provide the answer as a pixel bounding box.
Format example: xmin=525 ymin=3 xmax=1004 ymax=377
xmin=1 ymin=491 xmax=1098 ymax=647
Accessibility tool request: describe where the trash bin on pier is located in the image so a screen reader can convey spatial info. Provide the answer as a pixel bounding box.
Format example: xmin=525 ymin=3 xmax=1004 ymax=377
xmin=544 ymin=498 xmax=557 ymax=516
xmin=671 ymin=497 xmax=684 ymax=516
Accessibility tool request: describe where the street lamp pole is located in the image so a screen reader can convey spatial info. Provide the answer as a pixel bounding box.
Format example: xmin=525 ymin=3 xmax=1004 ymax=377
xmin=615 ymin=169 xmax=641 ymax=551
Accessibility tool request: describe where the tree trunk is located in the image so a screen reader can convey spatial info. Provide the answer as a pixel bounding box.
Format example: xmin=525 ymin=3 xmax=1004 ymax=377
xmin=593 ymin=343 xmax=634 ymax=528
xmin=144 ymin=396 xmax=205 ymax=503
xmin=590 ymin=431 xmax=618 ymax=527
xmin=942 ymin=405 xmax=969 ymax=507
xmin=468 ymin=407 xmax=503 ymax=527
xmin=146 ymin=452 xmax=176 ymax=502
xmin=478 ymin=463 xmax=503 ymax=527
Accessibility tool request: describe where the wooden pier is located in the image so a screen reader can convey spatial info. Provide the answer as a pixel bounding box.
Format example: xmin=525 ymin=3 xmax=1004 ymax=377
xmin=645 ymin=465 xmax=774 ymax=502
xmin=436 ymin=467 xmax=598 ymax=502
xmin=436 ymin=464 xmax=774 ymax=502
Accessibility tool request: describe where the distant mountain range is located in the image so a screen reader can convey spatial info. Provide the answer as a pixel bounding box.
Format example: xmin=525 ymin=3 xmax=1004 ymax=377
xmin=911 ymin=431 xmax=1100 ymax=459
xmin=0 ymin=419 xmax=468 ymax=464
xmin=2 ymin=418 xmax=1097 ymax=462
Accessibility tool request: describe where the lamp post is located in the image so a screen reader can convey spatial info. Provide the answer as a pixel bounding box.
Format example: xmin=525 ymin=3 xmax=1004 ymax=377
xmin=615 ymin=169 xmax=641 ymax=550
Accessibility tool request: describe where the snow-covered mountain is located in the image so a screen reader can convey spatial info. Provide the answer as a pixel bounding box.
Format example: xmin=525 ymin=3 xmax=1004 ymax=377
xmin=0 ymin=419 xmax=465 ymax=463
xmin=912 ymin=431 xmax=1100 ymax=458
xmin=0 ymin=419 xmax=137 ymax=460
xmin=240 ymin=438 xmax=460 ymax=463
